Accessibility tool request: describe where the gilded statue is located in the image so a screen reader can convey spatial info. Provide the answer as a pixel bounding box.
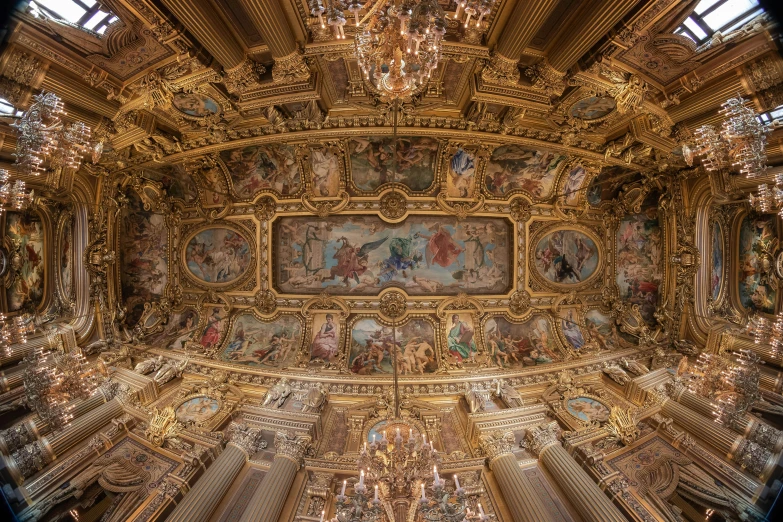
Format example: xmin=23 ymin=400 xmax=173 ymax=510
xmin=603 ymin=365 xmax=631 ymax=385
xmin=302 ymin=382 xmax=328 ymax=413
xmin=134 ymin=355 xmax=163 ymax=375
xmin=263 ymin=378 xmax=292 ymax=408
xmin=152 ymin=358 xmax=189 ymax=386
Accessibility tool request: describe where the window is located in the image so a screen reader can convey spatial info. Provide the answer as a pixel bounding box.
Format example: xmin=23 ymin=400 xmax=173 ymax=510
xmin=29 ymin=0 xmax=119 ymax=34
xmin=757 ymin=105 xmax=783 ymax=124
xmin=674 ymin=0 xmax=764 ymax=44
xmin=0 ymin=97 xmax=23 ymax=117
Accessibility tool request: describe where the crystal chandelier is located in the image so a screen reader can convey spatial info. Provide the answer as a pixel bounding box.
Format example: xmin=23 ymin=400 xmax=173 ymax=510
xmin=693 ymin=96 xmax=769 ymax=178
xmin=12 ymin=92 xmax=93 ymax=179
xmin=0 ymin=313 xmax=35 ymax=355
xmin=354 ymin=0 xmax=447 ymax=100
xmin=0 ymin=169 xmax=34 ymax=212
xmin=454 ymin=0 xmax=495 ymax=28
xmin=23 ymin=331 xmax=104 ymax=431
xmin=746 ymin=312 xmax=783 ymax=356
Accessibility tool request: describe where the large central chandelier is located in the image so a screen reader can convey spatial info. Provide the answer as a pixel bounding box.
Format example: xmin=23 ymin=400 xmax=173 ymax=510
xmin=354 ymin=0 xmax=447 ymax=100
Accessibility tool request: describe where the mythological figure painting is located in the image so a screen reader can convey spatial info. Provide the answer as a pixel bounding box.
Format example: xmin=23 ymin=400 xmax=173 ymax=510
xmin=739 ymin=215 xmax=777 ymax=313
xmin=534 ymin=230 xmax=599 ymax=285
xmin=199 ymin=166 xmax=228 ymax=206
xmin=220 ymin=314 xmax=301 ymax=368
xmin=616 ymin=202 xmax=662 ymax=324
xmin=5 ymin=212 xmax=45 ymax=311
xmin=220 ymin=144 xmax=301 ymax=198
xmin=712 ymin=222 xmax=723 ymax=301
xmin=566 ymin=397 xmax=610 ymax=423
xmin=447 ymin=313 xmax=477 ymax=362
xmin=561 ymin=309 xmax=585 ymax=350
xmin=484 ymin=145 xmax=565 ymax=198
xmin=148 ymin=308 xmax=199 ymax=350
xmin=446 ymin=148 xmax=477 ymax=198
xmin=199 ymin=307 xmax=228 ymax=352
xmin=348 ymin=136 xmax=438 ymax=192
xmin=185 ymin=228 xmax=252 ymax=284
xmin=584 ymin=309 xmax=629 ymax=349
xmin=586 ymin=167 xmax=639 ymax=206
xmin=569 ymin=96 xmax=616 ymax=120
xmin=562 ymin=164 xmax=587 ymax=205
xmin=310 ymin=148 xmax=341 ymax=197
xmin=310 ymin=313 xmax=340 ymax=363
xmin=275 ymin=216 xmax=510 ymax=295
xmin=119 ymin=195 xmax=167 ymax=324
xmin=175 ymin=396 xmax=220 ymax=423
xmin=483 ymin=315 xmax=559 ymax=369
xmin=147 ymin=164 xmax=199 ymax=204
xmin=172 ymin=92 xmax=220 ymax=117
xmin=348 ymin=318 xmax=437 ymax=375
xmin=60 ymin=215 xmax=73 ymax=299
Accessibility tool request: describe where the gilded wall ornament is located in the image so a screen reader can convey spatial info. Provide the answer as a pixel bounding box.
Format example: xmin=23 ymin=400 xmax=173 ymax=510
xmin=379 ymin=191 xmax=408 ymax=221
xmin=378 ymin=291 xmax=407 ymax=320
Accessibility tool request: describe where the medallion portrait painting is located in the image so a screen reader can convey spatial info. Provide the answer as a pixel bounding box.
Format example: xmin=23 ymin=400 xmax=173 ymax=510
xmin=484 ymin=145 xmax=565 ymax=198
xmin=446 ymin=148 xmax=478 ymax=198
xmin=349 ymin=318 xmax=436 ymax=375
xmin=148 ymin=308 xmax=199 ymax=350
xmin=221 ymin=314 xmax=301 ymax=368
xmin=534 ymin=229 xmax=599 ymax=285
xmin=566 ymin=397 xmax=610 ymax=423
xmin=348 ymin=136 xmax=438 ymax=192
xmin=310 ymin=148 xmax=341 ymax=197
xmin=5 ymin=212 xmax=45 ymax=311
xmin=616 ymin=203 xmax=662 ymax=324
xmin=175 ymin=396 xmax=220 ymax=424
xmin=185 ymin=227 xmax=252 ymax=285
xmin=275 ymin=216 xmax=510 ymax=295
xmin=483 ymin=315 xmax=559 ymax=369
xmin=172 ymin=92 xmax=220 ymax=118
xmin=569 ymin=96 xmax=616 ymax=120
xmin=739 ymin=214 xmax=777 ymax=313
xmin=220 ymin=144 xmax=301 ymax=198
xmin=119 ymin=194 xmax=167 ymax=324
xmin=712 ymin=222 xmax=723 ymax=301
xmin=59 ymin=216 xmax=73 ymax=300
xmin=310 ymin=313 xmax=341 ymax=363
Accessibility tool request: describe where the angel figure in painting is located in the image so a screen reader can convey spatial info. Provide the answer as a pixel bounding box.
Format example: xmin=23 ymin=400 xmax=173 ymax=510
xmin=331 ymin=236 xmax=388 ymax=285
xmin=448 ymin=148 xmax=476 ymax=198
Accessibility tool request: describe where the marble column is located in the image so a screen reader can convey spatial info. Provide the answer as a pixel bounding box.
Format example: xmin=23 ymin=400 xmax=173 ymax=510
xmin=238 ymin=431 xmax=311 ymax=522
xmin=528 ymin=0 xmax=636 ymax=93
xmin=526 ymin=423 xmax=626 ymax=522
xmin=670 ymin=384 xmax=783 ymax=453
xmin=239 ymin=0 xmax=310 ymax=84
xmin=6 ymin=398 xmax=123 ymax=483
xmin=481 ymin=0 xmax=559 ymax=86
xmin=167 ymin=425 xmax=264 ymax=522
xmin=659 ymin=391 xmax=772 ymax=479
xmin=478 ymin=431 xmax=552 ymax=522
xmin=0 ymin=386 xmax=112 ymax=455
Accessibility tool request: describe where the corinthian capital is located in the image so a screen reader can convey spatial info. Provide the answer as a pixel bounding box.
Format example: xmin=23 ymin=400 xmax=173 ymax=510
xmin=478 ymin=431 xmax=516 ymax=461
xmin=228 ymin=422 xmax=267 ymax=456
xmin=525 ymin=422 xmax=561 ymax=457
xmin=274 ymin=431 xmax=311 ymax=465
xmin=223 ymin=59 xmax=267 ymax=94
xmin=525 ymin=60 xmax=566 ymax=96
xmin=481 ymin=53 xmax=520 ymax=86
xmin=272 ymin=51 xmax=310 ymax=85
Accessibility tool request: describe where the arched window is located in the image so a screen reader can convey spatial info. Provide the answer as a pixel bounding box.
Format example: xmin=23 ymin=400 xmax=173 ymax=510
xmin=674 ymin=0 xmax=764 ymax=44
xmin=29 ymin=0 xmax=118 ymax=34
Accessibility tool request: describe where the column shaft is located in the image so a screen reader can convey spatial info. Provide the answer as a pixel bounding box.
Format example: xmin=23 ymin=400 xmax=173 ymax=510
xmin=495 ymin=0 xmax=559 ymax=59
xmin=489 ymin=453 xmax=553 ymax=522
xmin=45 ymin=397 xmax=122 ymax=457
xmin=668 ymin=75 xmax=746 ymax=123
xmin=0 ymin=365 xmax=25 ymax=392
xmin=167 ymin=443 xmax=249 ymax=522
xmin=238 ymin=455 xmax=298 ymax=522
xmin=547 ymin=0 xmax=637 ymax=73
xmin=160 ymin=0 xmax=246 ymax=68
xmin=539 ymin=444 xmax=626 ymax=522
xmin=661 ymin=398 xmax=739 ymax=455
xmin=239 ymin=0 xmax=297 ymax=58
xmin=41 ymin=68 xmax=119 ymax=119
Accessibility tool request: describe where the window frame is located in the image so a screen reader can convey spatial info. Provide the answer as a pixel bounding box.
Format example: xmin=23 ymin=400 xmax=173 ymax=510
xmin=31 ymin=0 xmax=117 ymax=34
xmin=674 ymin=0 xmax=764 ymax=45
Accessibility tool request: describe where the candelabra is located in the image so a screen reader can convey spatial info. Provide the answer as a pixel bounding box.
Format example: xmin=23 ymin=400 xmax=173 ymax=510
xmin=746 ymin=312 xmax=783 ymax=356
xmin=0 ymin=313 xmax=35 ymax=355
xmin=0 ymin=169 xmax=34 ymax=213
xmin=418 ymin=474 xmax=490 ymax=522
xmin=331 ymin=477 xmax=384 ymax=522
xmin=354 ymin=0 xmax=446 ymax=100
xmin=693 ymin=96 xmax=769 ymax=178
xmin=22 ymin=331 xmax=104 ymax=431
xmin=12 ymin=92 xmax=93 ymax=179
xmin=453 ymin=0 xmax=495 ymax=29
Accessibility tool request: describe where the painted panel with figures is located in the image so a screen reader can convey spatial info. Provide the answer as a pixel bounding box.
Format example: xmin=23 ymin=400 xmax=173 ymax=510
xmin=176 ymin=396 xmax=220 ymax=423
xmin=147 ymin=307 xmax=199 ymax=350
xmin=119 ymin=194 xmax=167 ymax=325
xmin=5 ymin=212 xmax=45 ymax=311
xmin=446 ymin=148 xmax=478 ymax=198
xmin=220 ymin=144 xmax=301 ymax=198
xmin=560 ymin=309 xmax=585 ymax=350
xmin=712 ymin=222 xmax=723 ymax=301
xmin=172 ymin=92 xmax=220 ymax=117
xmin=59 ymin=215 xmax=73 ymax=300
xmin=484 ymin=145 xmax=565 ymax=199
xmin=348 ymin=317 xmax=437 ymax=375
xmin=309 ymin=147 xmax=342 ymax=197
xmin=310 ymin=313 xmax=341 ymax=363
xmin=561 ymin=164 xmax=588 ymax=205
xmin=185 ymin=227 xmax=252 ymax=285
xmin=534 ymin=229 xmax=599 ymax=285
xmin=198 ymin=306 xmax=229 ymax=353
xmin=145 ymin=164 xmax=199 ymax=204
xmin=739 ymin=214 xmax=777 ymax=313
xmin=584 ymin=309 xmax=635 ymax=349
xmin=483 ymin=315 xmax=560 ymax=369
xmin=274 ymin=216 xmax=511 ymax=295
xmin=220 ymin=314 xmax=302 ymax=368
xmin=348 ymin=136 xmax=439 ymax=192
xmin=566 ymin=397 xmax=610 ymax=423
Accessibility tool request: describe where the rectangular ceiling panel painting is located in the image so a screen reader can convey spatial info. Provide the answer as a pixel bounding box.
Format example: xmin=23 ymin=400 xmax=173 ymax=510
xmin=4 ymin=212 xmax=44 ymax=312
xmin=348 ymin=136 xmax=439 ymax=192
xmin=275 ymin=215 xmax=511 ymax=295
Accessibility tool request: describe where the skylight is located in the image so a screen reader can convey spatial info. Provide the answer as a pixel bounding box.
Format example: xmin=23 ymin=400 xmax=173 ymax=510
xmin=757 ymin=105 xmax=783 ymax=124
xmin=29 ymin=0 xmax=119 ymax=34
xmin=0 ymin=97 xmax=22 ymax=117
xmin=674 ymin=0 xmax=764 ymax=44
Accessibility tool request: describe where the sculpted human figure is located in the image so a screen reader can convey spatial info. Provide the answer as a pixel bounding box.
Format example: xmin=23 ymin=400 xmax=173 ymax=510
xmin=263 ymin=378 xmax=292 ymax=408
xmin=153 ymin=358 xmax=188 ymax=385
xmin=492 ymin=378 xmax=523 ymax=407
xmin=302 ymin=382 xmax=327 ymax=413
xmin=134 ymin=355 xmax=163 ymax=375
xmin=603 ymin=365 xmax=630 ymax=385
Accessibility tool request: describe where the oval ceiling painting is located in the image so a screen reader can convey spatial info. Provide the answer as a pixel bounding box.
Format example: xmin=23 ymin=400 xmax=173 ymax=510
xmin=534 ymin=229 xmax=599 ymax=285
xmin=172 ymin=92 xmax=220 ymax=118
xmin=569 ymin=96 xmax=616 ymax=120
xmin=185 ymin=227 xmax=252 ymax=285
